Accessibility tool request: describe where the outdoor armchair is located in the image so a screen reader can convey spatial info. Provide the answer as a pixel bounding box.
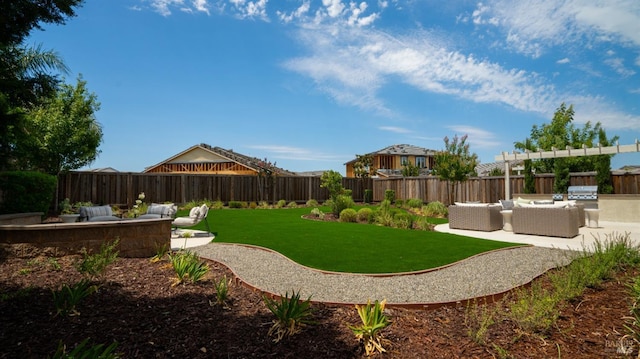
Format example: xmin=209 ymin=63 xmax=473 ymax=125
xmin=172 ymin=204 xmax=210 ymax=235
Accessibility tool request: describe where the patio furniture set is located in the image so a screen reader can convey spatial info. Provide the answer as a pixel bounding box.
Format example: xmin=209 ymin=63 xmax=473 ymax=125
xmin=449 ymin=198 xmax=598 ymax=238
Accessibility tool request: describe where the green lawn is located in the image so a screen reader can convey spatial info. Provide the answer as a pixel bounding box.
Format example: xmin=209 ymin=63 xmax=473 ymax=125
xmin=185 ymin=206 xmax=519 ymax=274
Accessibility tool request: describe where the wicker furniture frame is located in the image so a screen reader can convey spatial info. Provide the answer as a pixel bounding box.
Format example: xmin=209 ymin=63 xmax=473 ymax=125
xmin=512 ymin=206 xmax=580 ymax=238
xmin=448 ymin=205 xmax=503 ymax=232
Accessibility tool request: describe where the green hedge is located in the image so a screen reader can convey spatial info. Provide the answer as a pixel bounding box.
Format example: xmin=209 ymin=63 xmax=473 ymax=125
xmin=0 ymin=171 xmax=57 ymax=215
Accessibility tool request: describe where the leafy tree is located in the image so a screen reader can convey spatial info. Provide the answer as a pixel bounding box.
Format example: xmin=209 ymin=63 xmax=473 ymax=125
xmin=21 ymin=76 xmax=102 ymax=175
xmin=401 ymin=160 xmax=419 ymax=177
xmin=0 ymin=0 xmax=84 ymax=171
xmin=432 ymin=134 xmax=478 ymax=204
xmin=353 ymin=154 xmax=374 ymax=179
xmin=320 ymin=170 xmax=344 ymax=202
xmin=514 ymin=138 xmax=537 ymax=194
xmin=516 ymin=103 xmax=618 ymax=194
xmin=0 ymin=0 xmax=83 ymax=45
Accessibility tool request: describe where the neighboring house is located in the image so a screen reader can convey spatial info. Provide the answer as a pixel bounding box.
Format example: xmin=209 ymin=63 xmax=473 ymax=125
xmin=143 ymin=143 xmax=297 ymax=176
xmin=344 ymin=144 xmax=437 ymax=178
xmin=475 ymin=160 xmax=524 ymax=177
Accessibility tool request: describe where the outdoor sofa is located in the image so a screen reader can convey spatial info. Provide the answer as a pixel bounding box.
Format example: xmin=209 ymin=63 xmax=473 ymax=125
xmin=512 ymin=205 xmax=580 ymax=238
xmin=448 ymin=203 xmax=503 ymax=232
xmin=79 ymin=205 xmax=120 ymax=222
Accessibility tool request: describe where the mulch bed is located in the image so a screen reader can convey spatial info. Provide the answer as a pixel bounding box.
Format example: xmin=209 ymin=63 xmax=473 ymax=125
xmin=0 ymin=251 xmax=638 ymax=358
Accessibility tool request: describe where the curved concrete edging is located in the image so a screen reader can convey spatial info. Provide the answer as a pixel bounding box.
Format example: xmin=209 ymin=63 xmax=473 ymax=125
xmin=193 ymin=242 xmax=574 ymax=309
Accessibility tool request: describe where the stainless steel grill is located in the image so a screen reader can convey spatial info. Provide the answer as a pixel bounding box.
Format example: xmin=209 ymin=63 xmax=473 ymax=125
xmin=567 ymin=185 xmax=598 ymax=209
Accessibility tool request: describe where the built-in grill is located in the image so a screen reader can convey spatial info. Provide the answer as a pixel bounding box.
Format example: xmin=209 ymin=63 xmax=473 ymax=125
xmin=567 ymin=185 xmax=598 ymax=209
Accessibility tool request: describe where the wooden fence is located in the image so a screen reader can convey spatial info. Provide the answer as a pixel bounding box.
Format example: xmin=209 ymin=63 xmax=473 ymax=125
xmin=57 ymin=171 xmax=639 ymax=208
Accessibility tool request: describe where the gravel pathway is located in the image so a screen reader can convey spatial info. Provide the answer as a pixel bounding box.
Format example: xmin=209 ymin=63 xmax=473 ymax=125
xmin=194 ymin=243 xmax=575 ymax=306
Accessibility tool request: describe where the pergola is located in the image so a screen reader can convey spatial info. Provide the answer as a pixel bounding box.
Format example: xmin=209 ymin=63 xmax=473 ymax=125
xmin=495 ymin=140 xmax=640 ymax=200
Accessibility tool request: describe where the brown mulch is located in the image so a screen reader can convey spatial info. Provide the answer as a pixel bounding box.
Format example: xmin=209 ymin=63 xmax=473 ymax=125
xmin=1 ymin=250 xmax=638 ymax=359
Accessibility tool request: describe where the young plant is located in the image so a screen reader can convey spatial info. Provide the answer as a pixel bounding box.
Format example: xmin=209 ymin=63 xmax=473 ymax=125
xmin=211 ymin=275 xmax=231 ymax=307
xmin=168 ymin=250 xmax=209 ymax=285
xmin=52 ymin=279 xmax=98 ymax=317
xmin=51 ymin=338 xmax=119 ymax=359
xmin=150 ymin=243 xmax=169 ymax=263
xmin=263 ymin=290 xmax=314 ymax=343
xmin=75 ymin=239 xmax=119 ymax=281
xmin=348 ymin=299 xmax=391 ymax=356
xmin=464 ymin=299 xmax=497 ymax=344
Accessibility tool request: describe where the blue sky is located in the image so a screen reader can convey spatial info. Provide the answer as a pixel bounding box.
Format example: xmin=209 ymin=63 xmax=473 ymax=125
xmin=28 ymin=0 xmax=640 ymax=174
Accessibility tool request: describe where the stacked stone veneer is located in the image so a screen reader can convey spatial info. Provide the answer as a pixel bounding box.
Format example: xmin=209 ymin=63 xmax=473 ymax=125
xmin=0 ymin=215 xmax=172 ymax=258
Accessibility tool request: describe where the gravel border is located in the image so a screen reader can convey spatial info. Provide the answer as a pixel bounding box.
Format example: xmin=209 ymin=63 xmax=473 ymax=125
xmin=194 ymin=243 xmax=575 ymax=306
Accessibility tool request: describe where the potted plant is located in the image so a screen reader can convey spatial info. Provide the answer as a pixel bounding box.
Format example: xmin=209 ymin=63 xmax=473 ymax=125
xmin=59 ymin=198 xmax=80 ymax=223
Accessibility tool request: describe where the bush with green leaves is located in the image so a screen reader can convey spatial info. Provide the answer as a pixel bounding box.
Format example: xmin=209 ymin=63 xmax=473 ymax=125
xmin=263 ymin=290 xmax=315 ymax=343
xmin=364 ymin=189 xmax=373 ymax=204
xmin=356 ymin=207 xmax=373 ymax=223
xmin=384 ymin=189 xmax=395 ymax=203
xmin=320 ymin=170 xmax=345 ymax=201
xmin=405 ymin=198 xmax=423 ymax=208
xmin=228 ymin=201 xmax=246 ymax=209
xmin=275 ymin=199 xmax=287 ymax=208
xmin=0 ymin=171 xmax=57 ymax=215
xmin=413 ymin=216 xmax=434 ymax=231
xmin=393 ymin=212 xmax=413 ymax=229
xmin=287 ymin=201 xmax=297 ymax=208
xmin=339 ymin=208 xmax=357 ymax=222
xmin=305 ymin=199 xmax=319 ymax=207
xmin=332 ymin=194 xmax=354 ymax=216
xmin=394 ymin=199 xmax=404 ymax=208
xmin=168 ymin=250 xmax=209 ymax=285
xmin=52 ymin=279 xmax=98 ymax=317
xmin=422 ymin=201 xmax=448 ymax=218
xmin=310 ymin=208 xmax=325 ymax=219
xmin=348 ymin=299 xmax=391 ymax=356
xmin=51 ymin=338 xmax=119 ymax=359
xmin=75 ymin=239 xmax=119 ymax=281
xmin=258 ymin=201 xmax=270 ymax=209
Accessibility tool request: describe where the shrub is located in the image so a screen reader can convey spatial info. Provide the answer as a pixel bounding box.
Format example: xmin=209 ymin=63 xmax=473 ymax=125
xmin=52 ymin=279 xmax=98 ymax=317
xmin=258 ymin=201 xmax=270 ymax=209
xmin=249 ymin=202 xmax=257 ymax=209
xmin=0 ymin=171 xmax=57 ymax=215
xmin=323 ymin=198 xmax=334 ymax=209
xmin=375 ymin=211 xmax=394 ymax=227
xmin=393 ymin=212 xmax=413 ymax=229
xmin=210 ymin=200 xmax=225 ymax=209
xmin=339 ymin=208 xmax=357 ymax=222
xmin=212 ymin=275 xmax=231 ymax=306
xmin=320 ymin=170 xmax=344 ymax=201
xmin=394 ymin=199 xmax=404 ymax=208
xmin=263 ymin=290 xmax=314 ymax=343
xmin=348 ymin=299 xmax=391 ymax=356
xmin=306 ymin=199 xmax=319 ymax=207
xmin=52 ymin=338 xmax=119 ymax=359
xmin=310 ymin=208 xmax=325 ymax=219
xmin=228 ymin=201 xmax=245 ymax=209
xmin=423 ymin=201 xmax=448 ymax=218
xmin=413 ymin=216 xmax=434 ymax=231
xmin=276 ymin=199 xmax=287 ymax=208
xmin=356 ymin=207 xmax=373 ymax=222
xmin=406 ymin=198 xmax=423 ymax=208
xmin=332 ymin=194 xmax=354 ymax=216
xmin=384 ymin=189 xmax=395 ymax=203
xmin=378 ymin=199 xmax=391 ymax=215
xmin=75 ymin=239 xmax=119 ymax=281
xmin=168 ymin=250 xmax=209 ymax=285
xmin=287 ymin=201 xmax=298 ymax=208
xmin=364 ymin=189 xmax=373 ymax=204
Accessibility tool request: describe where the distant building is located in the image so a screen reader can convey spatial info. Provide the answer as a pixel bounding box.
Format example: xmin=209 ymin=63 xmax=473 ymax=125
xmin=475 ymin=160 xmax=524 ymax=177
xmin=344 ymin=144 xmax=436 ymax=178
xmin=143 ymin=143 xmax=297 ymax=176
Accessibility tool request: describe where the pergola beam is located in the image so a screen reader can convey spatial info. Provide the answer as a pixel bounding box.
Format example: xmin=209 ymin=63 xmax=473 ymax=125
xmin=495 ymin=140 xmax=640 ymax=162
xmin=494 ymin=140 xmax=640 ymax=200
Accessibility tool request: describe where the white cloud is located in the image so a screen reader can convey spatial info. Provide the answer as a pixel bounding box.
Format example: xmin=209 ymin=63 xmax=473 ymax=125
xmin=557 ymin=57 xmax=570 ymax=64
xmin=147 ymin=0 xmax=211 ymax=16
xmin=604 ymin=57 xmax=636 ymax=77
xmin=193 ymin=0 xmax=210 ymax=14
xmin=446 ymin=126 xmax=499 ymax=149
xmin=229 ymin=0 xmax=269 ymax=20
xmin=379 ymin=126 xmax=411 ymax=134
xmin=470 ymin=0 xmax=640 ymax=56
xmin=323 ymin=0 xmax=346 ymax=18
xmin=278 ymin=1 xmax=310 ymax=23
xmin=247 ymin=145 xmax=343 ymax=161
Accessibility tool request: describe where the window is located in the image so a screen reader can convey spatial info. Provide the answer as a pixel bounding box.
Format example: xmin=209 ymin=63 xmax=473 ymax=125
xmin=416 ymin=156 xmax=426 ymax=168
xmin=400 ymin=156 xmax=408 ymax=166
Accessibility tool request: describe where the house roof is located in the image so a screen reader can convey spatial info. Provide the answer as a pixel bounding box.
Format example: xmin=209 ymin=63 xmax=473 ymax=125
xmin=144 ymin=143 xmax=297 ymax=175
xmin=344 ymin=144 xmax=437 ymax=164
